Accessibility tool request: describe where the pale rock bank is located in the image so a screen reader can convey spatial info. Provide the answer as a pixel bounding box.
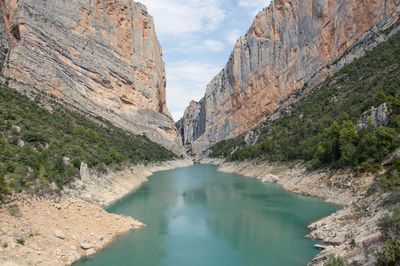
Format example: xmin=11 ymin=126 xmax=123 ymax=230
xmin=211 ymin=159 xmax=383 ymax=265
xmin=0 ymin=195 xmax=144 ymax=266
xmin=0 ymin=159 xmax=193 ymax=266
xmin=64 ymin=159 xmax=194 ymax=207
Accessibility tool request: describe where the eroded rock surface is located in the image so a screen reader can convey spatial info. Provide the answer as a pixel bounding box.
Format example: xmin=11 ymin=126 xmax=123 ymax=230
xmin=0 ymin=0 xmax=184 ymax=154
xmin=0 ymin=195 xmax=144 ymax=266
xmin=355 ymin=103 xmax=391 ymax=131
xmin=179 ymin=0 xmax=400 ymax=155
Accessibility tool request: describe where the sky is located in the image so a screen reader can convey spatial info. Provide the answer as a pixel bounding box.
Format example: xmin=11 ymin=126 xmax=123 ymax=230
xmin=139 ymin=0 xmax=272 ymax=121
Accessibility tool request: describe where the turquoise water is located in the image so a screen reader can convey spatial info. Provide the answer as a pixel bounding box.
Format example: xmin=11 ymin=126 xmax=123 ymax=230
xmin=76 ymin=164 xmax=340 ymax=266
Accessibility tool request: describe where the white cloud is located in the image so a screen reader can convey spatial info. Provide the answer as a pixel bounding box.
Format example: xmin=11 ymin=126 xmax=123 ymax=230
xmin=135 ymin=1 xmax=273 ymax=121
xmin=167 ymin=60 xmax=221 ymax=85
xmin=171 ymin=111 xmax=184 ymax=121
xmin=166 ymin=60 xmax=221 ymax=121
xmin=238 ymin=0 xmax=271 ymax=16
xmin=238 ymin=0 xmax=269 ymax=9
xmin=201 ymin=39 xmax=225 ymax=52
xmin=139 ymin=0 xmax=226 ymax=36
xmin=225 ymin=29 xmax=242 ymax=46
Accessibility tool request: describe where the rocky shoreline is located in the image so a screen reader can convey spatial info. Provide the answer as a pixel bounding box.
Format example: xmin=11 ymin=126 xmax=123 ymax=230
xmin=64 ymin=159 xmax=194 ymax=207
xmin=202 ymin=158 xmax=384 ymax=265
xmin=0 ymin=159 xmax=193 ymax=266
xmin=0 ymin=157 xmax=383 ymax=265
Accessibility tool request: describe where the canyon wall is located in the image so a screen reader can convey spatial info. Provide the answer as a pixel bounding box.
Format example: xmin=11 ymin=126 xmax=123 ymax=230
xmin=178 ymin=0 xmax=400 ymax=155
xmin=0 ymin=0 xmax=184 ymax=154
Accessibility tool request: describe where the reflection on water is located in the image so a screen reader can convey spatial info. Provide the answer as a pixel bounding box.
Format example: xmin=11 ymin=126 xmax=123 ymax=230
xmin=77 ymin=164 xmax=340 ymax=266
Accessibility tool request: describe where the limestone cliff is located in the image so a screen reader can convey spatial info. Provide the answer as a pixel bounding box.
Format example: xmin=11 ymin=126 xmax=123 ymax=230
xmin=0 ymin=0 xmax=184 ymax=154
xmin=179 ymin=0 xmax=400 ymax=155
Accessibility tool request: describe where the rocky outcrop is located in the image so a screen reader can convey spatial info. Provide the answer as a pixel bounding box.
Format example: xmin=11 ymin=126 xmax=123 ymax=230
xmin=0 ymin=4 xmax=11 ymax=63
xmin=176 ymin=100 xmax=207 ymax=154
xmin=179 ymin=0 xmax=400 ymax=155
xmin=355 ymin=103 xmax=391 ymax=131
xmin=307 ymin=195 xmax=387 ymax=266
xmin=0 ymin=0 xmax=184 ymax=154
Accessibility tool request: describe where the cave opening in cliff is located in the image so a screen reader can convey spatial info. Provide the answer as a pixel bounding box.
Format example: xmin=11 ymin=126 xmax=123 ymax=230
xmin=11 ymin=24 xmax=20 ymax=42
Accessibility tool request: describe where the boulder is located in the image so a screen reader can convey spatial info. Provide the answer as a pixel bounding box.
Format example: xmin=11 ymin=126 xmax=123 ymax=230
xmin=86 ymin=248 xmax=96 ymax=256
xmin=17 ymin=139 xmax=24 ymax=147
xmin=80 ymin=241 xmax=93 ymax=250
xmin=245 ymin=131 xmax=259 ymax=146
xmin=262 ymin=174 xmax=279 ymax=183
xmin=356 ymin=103 xmax=391 ymax=131
xmin=67 ymin=251 xmax=81 ymax=265
xmin=55 ymin=230 xmax=65 ymax=240
xmin=80 ymin=163 xmax=90 ymax=181
xmin=63 ymin=157 xmax=71 ymax=166
xmin=13 ymin=232 xmax=24 ymax=244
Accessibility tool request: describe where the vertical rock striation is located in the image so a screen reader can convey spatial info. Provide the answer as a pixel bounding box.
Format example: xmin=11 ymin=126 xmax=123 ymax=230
xmin=179 ymin=0 xmax=400 ymax=155
xmin=176 ymin=99 xmax=207 ymax=153
xmin=0 ymin=0 xmax=184 ymax=154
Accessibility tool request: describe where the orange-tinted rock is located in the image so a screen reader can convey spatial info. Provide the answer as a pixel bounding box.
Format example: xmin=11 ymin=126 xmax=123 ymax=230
xmin=179 ymin=0 xmax=400 ymax=154
xmin=0 ymin=0 xmax=184 ymax=154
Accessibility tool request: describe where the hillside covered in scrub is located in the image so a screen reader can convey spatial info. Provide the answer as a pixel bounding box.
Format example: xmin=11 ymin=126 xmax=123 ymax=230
xmin=207 ymin=26 xmax=400 ymax=266
xmin=177 ymin=0 xmax=400 ymax=155
xmin=0 ymin=86 xmax=176 ymax=199
xmin=209 ymin=30 xmax=400 ymax=174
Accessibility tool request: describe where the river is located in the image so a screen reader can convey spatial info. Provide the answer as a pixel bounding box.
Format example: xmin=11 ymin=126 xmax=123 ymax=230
xmin=76 ymin=164 xmax=339 ymax=266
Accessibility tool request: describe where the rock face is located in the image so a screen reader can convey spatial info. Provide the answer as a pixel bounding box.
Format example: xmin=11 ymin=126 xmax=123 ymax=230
xmin=176 ymin=100 xmax=207 ymax=153
xmin=355 ymin=103 xmax=391 ymax=131
xmin=179 ymin=0 xmax=400 ymax=155
xmin=0 ymin=0 xmax=184 ymax=154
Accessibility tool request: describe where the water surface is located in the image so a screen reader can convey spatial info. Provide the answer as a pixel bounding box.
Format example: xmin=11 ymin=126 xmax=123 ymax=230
xmin=77 ymin=164 xmax=339 ymax=266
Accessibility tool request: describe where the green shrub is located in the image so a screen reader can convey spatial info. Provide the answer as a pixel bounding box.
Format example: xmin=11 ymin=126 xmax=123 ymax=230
xmin=323 ymin=255 xmax=349 ymax=266
xmin=96 ymin=163 xmax=107 ymax=174
xmin=22 ymin=130 xmax=45 ymax=143
xmin=0 ymin=171 xmax=4 ymax=199
xmin=378 ymin=157 xmax=400 ymax=192
xmin=7 ymin=204 xmax=20 ymax=216
xmin=379 ymin=204 xmax=400 ymax=239
xmin=375 ymin=237 xmax=400 ymax=266
xmin=52 ymin=156 xmax=65 ymax=174
xmin=351 ymin=239 xmax=357 ymax=249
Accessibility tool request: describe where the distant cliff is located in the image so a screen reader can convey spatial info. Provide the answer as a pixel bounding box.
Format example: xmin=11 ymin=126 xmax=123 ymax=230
xmin=0 ymin=0 xmax=184 ymax=154
xmin=178 ymin=0 xmax=400 ymax=155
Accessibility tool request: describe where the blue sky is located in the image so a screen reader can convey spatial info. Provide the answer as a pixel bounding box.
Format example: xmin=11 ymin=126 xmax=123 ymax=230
xmin=139 ymin=0 xmax=272 ymax=121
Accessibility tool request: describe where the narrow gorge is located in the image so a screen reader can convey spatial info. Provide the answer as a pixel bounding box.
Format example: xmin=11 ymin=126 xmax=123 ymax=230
xmin=0 ymin=0 xmax=399 ymax=265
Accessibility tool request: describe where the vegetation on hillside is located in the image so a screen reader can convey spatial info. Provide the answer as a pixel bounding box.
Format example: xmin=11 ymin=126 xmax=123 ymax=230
xmin=375 ymin=237 xmax=400 ymax=265
xmin=209 ymin=30 xmax=400 ymax=265
xmin=376 ymin=176 xmax=400 ymax=266
xmin=323 ymin=255 xmax=351 ymax=266
xmin=210 ymin=30 xmax=400 ymax=174
xmin=0 ymin=86 xmax=175 ymax=199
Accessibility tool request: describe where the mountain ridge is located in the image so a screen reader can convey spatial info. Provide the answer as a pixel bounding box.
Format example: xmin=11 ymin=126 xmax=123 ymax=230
xmin=0 ymin=0 xmax=184 ymax=155
xmin=178 ymin=0 xmax=400 ymax=156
